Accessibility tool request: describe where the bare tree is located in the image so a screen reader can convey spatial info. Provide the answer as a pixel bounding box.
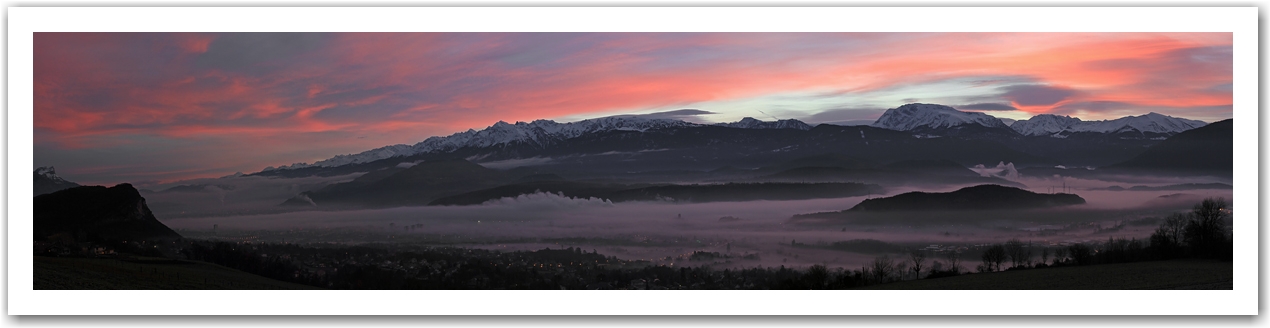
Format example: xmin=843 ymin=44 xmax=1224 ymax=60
xmin=908 ymin=249 xmax=927 ymax=280
xmin=1040 ymin=247 xmax=1050 ymax=265
xmin=944 ymin=250 xmax=961 ymax=273
xmin=1160 ymin=213 xmax=1189 ymax=245
xmin=869 ymin=256 xmax=895 ymax=284
xmin=1185 ymin=198 xmax=1229 ymax=258
xmin=981 ymin=244 xmax=1007 ymax=272
xmin=1151 ymin=212 xmax=1190 ymax=259
xmin=804 ymin=264 xmax=830 ymax=289
xmin=1003 ymin=238 xmax=1031 ymax=269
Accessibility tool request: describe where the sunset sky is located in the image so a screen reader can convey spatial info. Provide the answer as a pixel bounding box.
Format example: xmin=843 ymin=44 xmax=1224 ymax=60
xmin=33 ymin=32 xmax=1233 ymax=185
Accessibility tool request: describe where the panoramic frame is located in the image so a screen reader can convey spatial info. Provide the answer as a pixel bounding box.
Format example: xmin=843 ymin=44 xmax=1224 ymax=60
xmin=32 ymin=32 xmax=1234 ymax=293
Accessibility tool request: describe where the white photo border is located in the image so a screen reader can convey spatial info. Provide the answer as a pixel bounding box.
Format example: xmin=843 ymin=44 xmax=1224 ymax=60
xmin=7 ymin=6 xmax=1258 ymax=315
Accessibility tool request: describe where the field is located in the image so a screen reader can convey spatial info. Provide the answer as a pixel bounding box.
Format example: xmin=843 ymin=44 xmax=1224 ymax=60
xmin=862 ymin=260 xmax=1232 ymax=290
xmin=34 ymin=256 xmax=320 ymax=290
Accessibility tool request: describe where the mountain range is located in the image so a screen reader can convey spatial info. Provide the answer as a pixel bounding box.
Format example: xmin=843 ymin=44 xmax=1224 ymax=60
xmin=37 ymin=103 xmax=1228 ymax=216
xmin=714 ymin=117 xmax=813 ymax=130
xmin=257 ymin=103 xmax=1209 ymax=177
xmin=263 ymin=116 xmax=698 ymax=171
xmin=1010 ymin=112 xmax=1206 ymax=138
xmin=1104 ymin=119 xmax=1233 ymax=173
xmin=132 ymin=102 xmax=1227 ymax=211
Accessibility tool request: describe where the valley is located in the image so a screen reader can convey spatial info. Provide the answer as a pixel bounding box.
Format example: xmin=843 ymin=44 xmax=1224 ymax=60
xmin=34 ymin=103 xmax=1235 ymax=290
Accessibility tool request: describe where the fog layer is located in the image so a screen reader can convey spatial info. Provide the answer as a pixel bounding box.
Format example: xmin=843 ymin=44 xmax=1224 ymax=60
xmin=162 ymin=170 xmax=1231 ymax=270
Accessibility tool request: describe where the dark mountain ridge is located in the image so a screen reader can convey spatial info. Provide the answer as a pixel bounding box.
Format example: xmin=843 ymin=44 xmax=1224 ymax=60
xmin=1105 ymin=119 xmax=1233 ymax=174
xmin=281 ymin=159 xmax=510 ymax=207
xmin=34 ymin=183 xmax=181 ymax=243
xmin=249 ymin=104 xmax=1217 ymax=182
xmin=846 ymin=184 xmax=1085 ymax=212
xmin=253 ymin=124 xmax=1059 ymax=181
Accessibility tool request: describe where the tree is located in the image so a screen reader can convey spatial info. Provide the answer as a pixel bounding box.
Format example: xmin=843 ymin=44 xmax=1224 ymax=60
xmin=980 ymin=244 xmax=1007 ymax=272
xmin=869 ymin=256 xmax=895 ymax=284
xmin=1052 ymin=247 xmax=1067 ymax=265
xmin=803 ymin=264 xmax=830 ymax=289
xmin=1067 ymin=244 xmax=1093 ymax=265
xmin=1160 ymin=213 xmax=1189 ymax=245
xmin=944 ymin=250 xmax=961 ymax=273
xmin=1003 ymin=238 xmax=1031 ymax=269
xmin=1151 ymin=213 xmax=1189 ymax=259
xmin=908 ymin=249 xmax=927 ymax=280
xmin=1040 ymin=247 xmax=1050 ymax=265
xmin=1184 ymin=198 xmax=1229 ymax=259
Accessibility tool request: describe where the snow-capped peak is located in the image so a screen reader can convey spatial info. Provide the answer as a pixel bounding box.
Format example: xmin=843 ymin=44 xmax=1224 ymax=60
xmin=1009 ymin=114 xmax=1083 ymax=136
xmin=1011 ymin=112 xmax=1206 ymax=136
xmin=35 ymin=166 xmax=69 ymax=182
xmin=870 ymin=103 xmax=1010 ymax=131
xmin=262 ymin=115 xmax=700 ymax=171
xmin=715 ymin=117 xmax=812 ymax=130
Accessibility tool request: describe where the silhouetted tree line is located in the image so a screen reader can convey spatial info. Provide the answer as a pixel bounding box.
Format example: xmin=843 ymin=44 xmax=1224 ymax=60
xmin=967 ymin=198 xmax=1232 ymax=275
xmin=1151 ymin=198 xmax=1233 ymax=260
xmin=1070 ymin=197 xmax=1232 ymax=265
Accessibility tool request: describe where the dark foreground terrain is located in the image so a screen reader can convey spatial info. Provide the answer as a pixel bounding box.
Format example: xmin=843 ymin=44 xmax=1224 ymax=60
xmin=862 ymin=260 xmax=1231 ymax=290
xmin=34 ymin=256 xmax=319 ymax=290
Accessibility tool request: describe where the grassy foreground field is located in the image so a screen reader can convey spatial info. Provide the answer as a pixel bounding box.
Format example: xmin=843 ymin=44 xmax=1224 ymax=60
xmin=34 ymin=256 xmax=320 ymax=290
xmin=862 ymin=260 xmax=1232 ymax=290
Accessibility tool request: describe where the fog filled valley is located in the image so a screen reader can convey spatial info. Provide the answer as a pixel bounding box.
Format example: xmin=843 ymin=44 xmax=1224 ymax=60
xmin=35 ymin=104 xmax=1236 ymax=289
xmin=148 ymin=166 xmax=1231 ymax=272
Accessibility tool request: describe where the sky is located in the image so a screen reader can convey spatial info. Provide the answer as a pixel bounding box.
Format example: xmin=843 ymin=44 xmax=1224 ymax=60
xmin=33 ymin=33 xmax=1233 ymax=185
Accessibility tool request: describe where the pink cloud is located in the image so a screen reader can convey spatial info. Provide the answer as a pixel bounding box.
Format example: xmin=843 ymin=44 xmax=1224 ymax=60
xmin=34 ymin=33 xmax=1232 ymax=183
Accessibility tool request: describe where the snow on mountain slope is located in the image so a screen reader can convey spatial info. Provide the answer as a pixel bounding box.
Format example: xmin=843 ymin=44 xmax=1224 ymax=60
xmin=264 ymin=116 xmax=700 ymax=171
xmin=263 ymin=115 xmax=835 ymax=172
xmin=35 ymin=166 xmax=72 ymax=183
xmin=1068 ymin=112 xmax=1206 ymax=134
xmin=1009 ymin=114 xmax=1084 ymax=136
xmin=870 ymin=103 xmax=1011 ymax=131
xmin=715 ymin=117 xmax=812 ymax=130
xmin=1011 ymin=112 xmax=1206 ymax=137
xmin=34 ymin=166 xmax=80 ymax=196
